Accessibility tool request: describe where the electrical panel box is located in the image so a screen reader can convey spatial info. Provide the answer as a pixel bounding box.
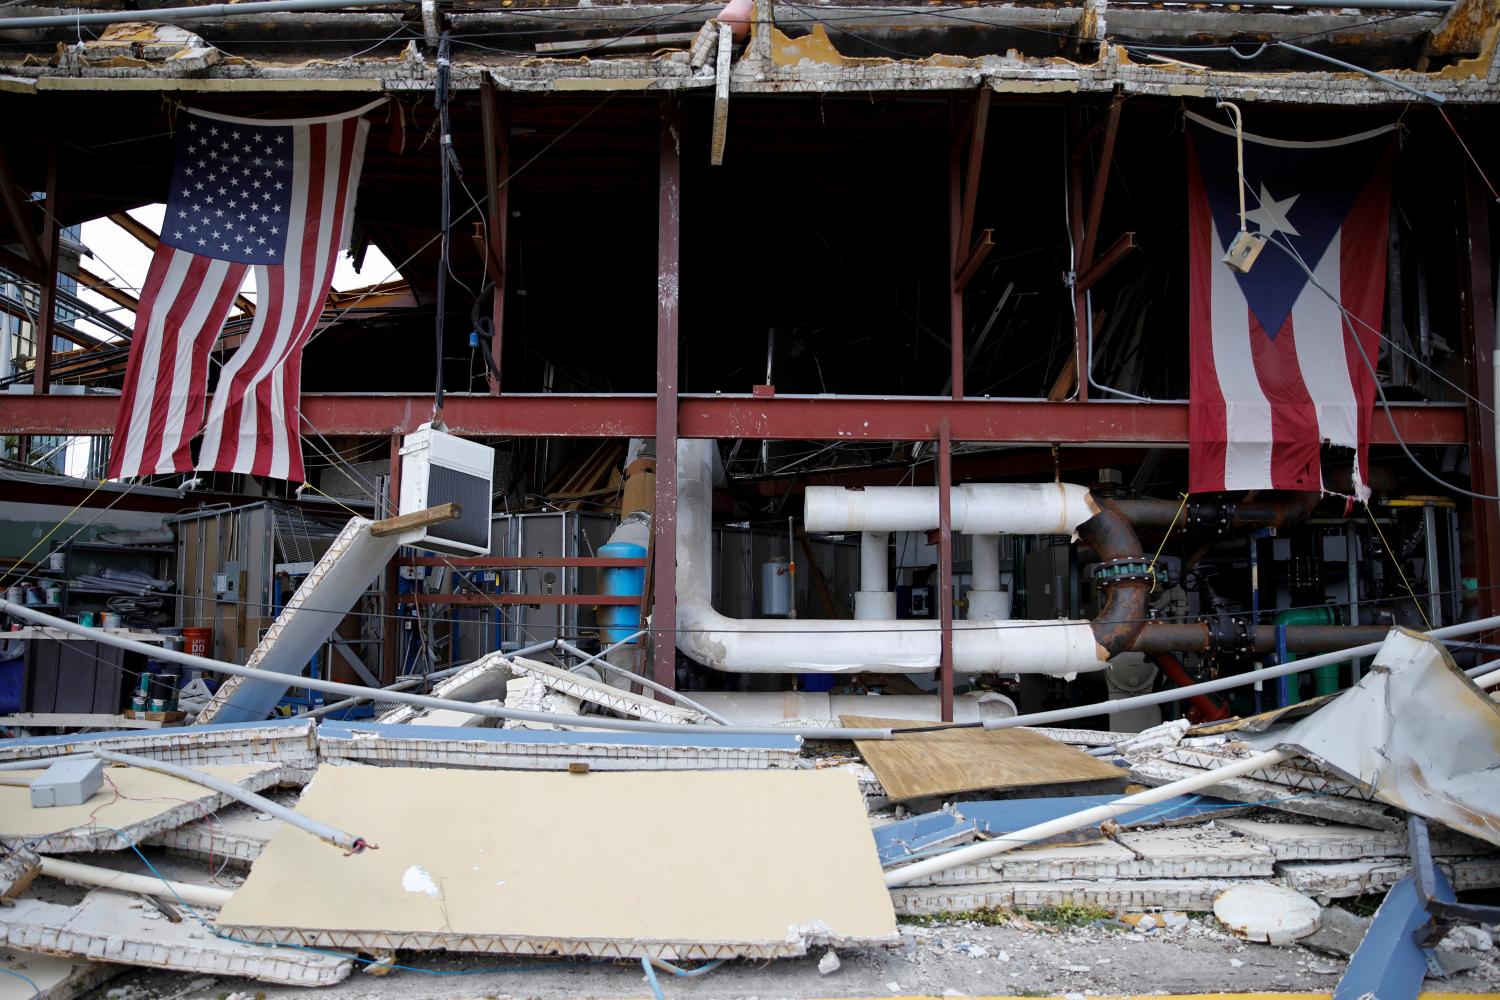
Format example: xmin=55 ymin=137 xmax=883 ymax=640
xmin=29 ymin=756 xmax=104 ymax=808
xmin=398 ymin=422 xmax=495 ymax=557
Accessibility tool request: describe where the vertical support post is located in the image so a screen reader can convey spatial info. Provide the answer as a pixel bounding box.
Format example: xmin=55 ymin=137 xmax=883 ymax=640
xmin=19 ymin=145 xmax=60 ymax=463
xmin=948 ymin=133 xmax=965 ymax=402
xmin=937 ymin=420 xmax=955 ymax=722
xmin=479 ymin=78 xmax=508 ymax=395
xmin=382 ymin=434 xmax=403 ymax=684
xmin=652 ymin=99 xmax=682 ymax=692
xmin=1460 ymin=170 xmax=1499 ymax=623
xmin=1068 ymin=118 xmax=1089 ymax=403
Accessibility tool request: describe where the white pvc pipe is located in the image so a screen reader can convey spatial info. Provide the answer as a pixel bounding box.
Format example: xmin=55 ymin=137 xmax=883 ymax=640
xmin=675 ymin=441 xmax=1105 ymax=675
xmin=38 ymin=856 xmax=234 ymax=909
xmin=1476 ymin=667 xmax=1500 ymax=688
xmin=689 ymin=691 xmax=1018 ymax=726
xmin=861 ymin=532 xmax=890 ymax=592
xmin=805 ymin=483 xmax=1098 ymax=535
xmin=885 ymin=748 xmax=1297 ymax=887
xmin=970 ymin=534 xmax=1001 ymax=591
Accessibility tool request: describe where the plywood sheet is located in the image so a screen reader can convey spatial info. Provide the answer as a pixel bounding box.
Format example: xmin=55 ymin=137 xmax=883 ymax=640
xmin=0 ymin=763 xmax=282 ymax=853
xmin=217 ymin=765 xmax=897 ymax=959
xmin=841 ymin=716 xmax=1125 ymax=803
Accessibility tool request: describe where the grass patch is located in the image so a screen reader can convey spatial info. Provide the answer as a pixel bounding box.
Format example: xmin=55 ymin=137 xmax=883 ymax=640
xmin=1023 ymin=903 xmax=1115 ymax=929
xmin=898 ymin=906 xmax=1015 ymax=927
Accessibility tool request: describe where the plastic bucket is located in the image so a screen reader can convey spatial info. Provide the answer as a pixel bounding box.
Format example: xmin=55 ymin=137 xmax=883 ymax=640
xmin=182 ymin=627 xmax=214 ymax=658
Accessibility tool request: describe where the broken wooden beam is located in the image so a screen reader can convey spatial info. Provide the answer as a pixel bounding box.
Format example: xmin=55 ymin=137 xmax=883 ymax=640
xmin=369 ymin=501 xmax=461 ymax=537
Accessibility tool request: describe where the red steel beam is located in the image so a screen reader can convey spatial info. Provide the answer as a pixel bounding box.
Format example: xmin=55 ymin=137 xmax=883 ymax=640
xmin=3 ymin=393 xmax=1470 ymax=446
xmin=407 ymin=593 xmax=639 ymax=606
xmin=652 ymin=98 xmax=682 ymax=692
xmin=1461 ymin=169 xmax=1500 ymax=622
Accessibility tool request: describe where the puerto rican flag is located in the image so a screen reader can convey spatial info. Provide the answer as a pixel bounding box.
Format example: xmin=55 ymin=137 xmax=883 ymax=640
xmin=1187 ymin=111 xmax=1394 ymax=498
xmin=107 ymin=102 xmax=375 ymax=484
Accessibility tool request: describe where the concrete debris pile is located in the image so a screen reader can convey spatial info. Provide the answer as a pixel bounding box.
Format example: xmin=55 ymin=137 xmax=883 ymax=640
xmin=0 ymin=618 xmax=1496 ymax=997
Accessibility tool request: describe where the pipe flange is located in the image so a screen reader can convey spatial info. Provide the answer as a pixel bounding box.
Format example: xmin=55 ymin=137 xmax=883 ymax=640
xmin=1090 ymin=557 xmax=1163 ymax=586
xmin=1207 ymin=616 xmax=1255 ymax=655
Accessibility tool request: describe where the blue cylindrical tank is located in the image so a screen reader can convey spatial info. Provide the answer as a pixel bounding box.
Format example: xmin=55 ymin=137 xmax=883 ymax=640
xmin=599 ymin=541 xmax=647 ymax=643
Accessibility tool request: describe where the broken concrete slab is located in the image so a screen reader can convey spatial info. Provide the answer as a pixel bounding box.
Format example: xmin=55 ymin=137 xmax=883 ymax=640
xmin=1218 ymin=817 xmax=1493 ymax=860
xmin=316 ymin=720 xmax=802 ymax=771
xmin=0 ymin=890 xmax=351 ymax=987
xmin=1158 ymin=746 xmax=1375 ymax=800
xmin=143 ymin=793 xmax=299 ymax=867
xmin=0 ymin=946 xmax=120 ymax=1000
xmin=0 ymin=719 xmax=317 ymax=770
xmin=890 ymin=877 xmax=1256 ymax=916
xmin=501 ymin=675 xmax=583 ymax=730
xmin=1278 ymin=856 xmax=1500 ymax=900
xmin=376 ymin=655 xmax=513 ymax=726
xmin=0 ymin=848 xmax=40 ymax=900
xmin=910 ymin=826 xmax=1276 ymax=886
xmin=218 ymin=765 xmax=897 ymax=960
xmin=1301 ymin=904 xmax=1373 ymax=958
xmin=508 ymin=656 xmax=706 ymax=724
xmin=1129 ymin=759 xmax=1401 ymax=830
xmin=0 ymin=762 xmax=289 ymax=853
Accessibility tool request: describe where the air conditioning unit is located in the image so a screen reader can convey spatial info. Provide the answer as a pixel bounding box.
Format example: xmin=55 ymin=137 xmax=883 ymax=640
xmin=398 ymin=422 xmax=494 ymax=556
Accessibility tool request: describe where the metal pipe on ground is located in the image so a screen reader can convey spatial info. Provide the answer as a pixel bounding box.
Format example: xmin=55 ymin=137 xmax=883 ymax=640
xmin=0 ymin=0 xmax=416 ymax=30
xmin=884 ymin=748 xmax=1298 ymax=887
xmin=38 ymin=856 xmax=233 ymax=909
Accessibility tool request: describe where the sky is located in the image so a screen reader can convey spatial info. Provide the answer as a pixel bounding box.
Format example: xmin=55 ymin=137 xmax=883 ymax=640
xmin=73 ymin=204 xmax=397 ymax=342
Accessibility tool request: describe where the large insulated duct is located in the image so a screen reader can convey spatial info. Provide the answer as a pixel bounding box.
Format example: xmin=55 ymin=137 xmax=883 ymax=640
xmin=674 ymin=440 xmax=1106 ymax=675
xmin=805 ymin=483 xmax=1097 ymax=535
xmin=855 ymin=531 xmax=897 ymax=620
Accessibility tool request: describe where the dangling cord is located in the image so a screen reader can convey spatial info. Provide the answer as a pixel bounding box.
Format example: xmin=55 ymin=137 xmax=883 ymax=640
xmin=432 ymin=29 xmax=455 ymax=427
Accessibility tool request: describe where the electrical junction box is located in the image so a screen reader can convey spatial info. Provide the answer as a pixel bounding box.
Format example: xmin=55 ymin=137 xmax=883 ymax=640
xmin=29 ymin=756 xmax=104 ymax=808
xmin=399 ymin=422 xmax=495 ymax=557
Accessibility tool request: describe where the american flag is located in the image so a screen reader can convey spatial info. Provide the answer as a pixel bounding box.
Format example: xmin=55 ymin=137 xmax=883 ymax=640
xmin=1186 ymin=112 xmax=1393 ymax=499
xmin=107 ymin=104 xmax=373 ymax=483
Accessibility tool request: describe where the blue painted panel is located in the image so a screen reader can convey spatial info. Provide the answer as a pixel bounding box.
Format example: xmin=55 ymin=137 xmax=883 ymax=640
xmin=1333 ymin=871 xmax=1452 ymax=1000
xmin=317 ymin=719 xmax=802 ymax=751
xmin=875 ymin=811 xmax=977 ymax=865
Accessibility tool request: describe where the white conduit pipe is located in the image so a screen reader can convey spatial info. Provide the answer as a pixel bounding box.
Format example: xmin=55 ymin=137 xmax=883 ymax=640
xmin=855 ymin=531 xmax=897 ymax=621
xmin=0 ymin=600 xmax=897 ymax=740
xmin=89 ymin=749 xmax=370 ymax=854
xmin=966 ymin=533 xmax=1011 ymax=621
xmin=886 ymin=748 xmax=1297 ymax=887
xmin=38 ymin=856 xmax=233 ymax=909
xmin=674 ymin=441 xmax=1105 ymax=675
xmin=805 ymin=483 xmax=1097 ymax=535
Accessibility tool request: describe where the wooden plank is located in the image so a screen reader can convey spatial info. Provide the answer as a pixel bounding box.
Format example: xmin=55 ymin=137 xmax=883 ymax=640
xmin=710 ymin=22 xmax=731 ymax=166
xmin=369 ymin=502 xmax=460 ymax=537
xmin=842 ymin=715 xmax=1126 ymax=803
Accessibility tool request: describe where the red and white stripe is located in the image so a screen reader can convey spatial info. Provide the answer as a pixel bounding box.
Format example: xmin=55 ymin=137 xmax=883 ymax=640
xmin=195 ymin=114 xmax=368 ymax=482
xmin=105 ymin=245 xmax=246 ymax=480
xmin=1187 ymin=142 xmax=1388 ymax=497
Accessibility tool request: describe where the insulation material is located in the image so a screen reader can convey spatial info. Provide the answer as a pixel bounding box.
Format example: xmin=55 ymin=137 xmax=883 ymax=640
xmin=376 ymin=655 xmax=513 ymax=725
xmin=316 ymin=720 xmax=802 ymax=771
xmin=509 ymin=656 xmax=705 ymax=724
xmin=1252 ymin=628 xmax=1500 ymax=847
xmin=842 ymin=716 xmax=1125 ymax=802
xmin=0 ymin=762 xmax=286 ymax=853
xmin=199 ymin=517 xmax=402 ymax=724
xmin=0 ymin=719 xmax=317 ymax=769
xmin=803 ymin=483 xmax=1097 ymax=535
xmin=0 ymin=946 xmax=119 ymax=1000
xmin=0 ymin=891 xmax=351 ymax=987
xmin=674 ymin=440 xmax=1103 ymax=676
xmin=217 ymin=765 xmax=897 ymax=959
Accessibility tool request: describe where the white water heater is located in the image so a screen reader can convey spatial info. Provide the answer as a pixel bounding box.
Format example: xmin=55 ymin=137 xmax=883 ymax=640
xmin=398 ymin=422 xmax=494 ymax=556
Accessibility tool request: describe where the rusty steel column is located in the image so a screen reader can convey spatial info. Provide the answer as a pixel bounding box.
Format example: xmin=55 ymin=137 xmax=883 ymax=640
xmin=1460 ymin=169 xmax=1500 ymax=622
xmin=480 ymin=79 xmax=509 ymax=394
xmin=1067 ymin=123 xmax=1089 ymax=403
xmin=652 ymin=99 xmax=682 ymax=692
xmin=937 ymin=420 xmax=955 ymax=721
xmin=948 ymin=120 xmax=965 ymax=401
xmin=382 ymin=434 xmax=403 ymax=684
xmin=30 ymin=144 xmax=59 ymax=397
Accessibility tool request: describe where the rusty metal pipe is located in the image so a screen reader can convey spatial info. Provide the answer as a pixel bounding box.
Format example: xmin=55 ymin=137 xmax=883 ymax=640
xmin=1077 ymin=499 xmax=1151 ymax=658
xmin=1129 ymin=621 xmax=1393 ymax=655
xmin=1113 ymin=492 xmax=1323 ymax=532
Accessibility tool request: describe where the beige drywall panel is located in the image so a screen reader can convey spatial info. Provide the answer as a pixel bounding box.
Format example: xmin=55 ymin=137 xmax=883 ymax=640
xmin=219 ymin=765 xmax=897 ymax=959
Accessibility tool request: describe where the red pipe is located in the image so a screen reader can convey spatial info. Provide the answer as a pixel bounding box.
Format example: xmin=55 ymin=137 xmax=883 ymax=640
xmin=1149 ymin=652 xmax=1231 ymax=724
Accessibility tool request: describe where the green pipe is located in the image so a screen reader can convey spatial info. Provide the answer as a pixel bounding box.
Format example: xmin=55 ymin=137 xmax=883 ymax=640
xmin=1274 ymin=605 xmax=1343 ymax=697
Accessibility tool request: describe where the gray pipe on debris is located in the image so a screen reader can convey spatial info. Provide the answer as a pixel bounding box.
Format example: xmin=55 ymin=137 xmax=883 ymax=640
xmin=0 ymin=0 xmax=413 ymax=31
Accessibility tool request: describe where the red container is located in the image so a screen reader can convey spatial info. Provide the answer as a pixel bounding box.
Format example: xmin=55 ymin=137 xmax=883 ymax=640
xmin=182 ymin=627 xmax=214 ymax=658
